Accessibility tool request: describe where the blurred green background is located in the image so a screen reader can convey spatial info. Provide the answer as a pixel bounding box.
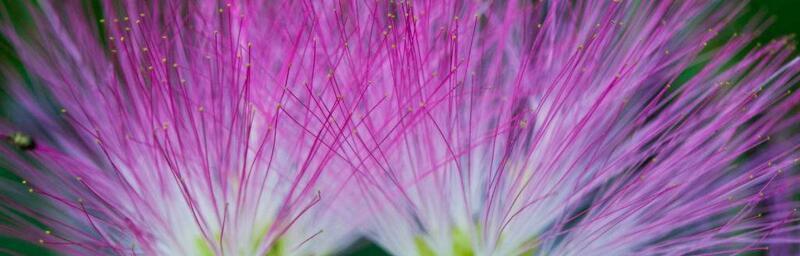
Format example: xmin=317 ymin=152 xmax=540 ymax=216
xmin=0 ymin=1 xmax=798 ymax=255
xmin=749 ymin=1 xmax=799 ymax=46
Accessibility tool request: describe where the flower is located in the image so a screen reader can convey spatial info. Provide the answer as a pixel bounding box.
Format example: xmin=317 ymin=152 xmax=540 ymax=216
xmin=1 ymin=0 xmax=799 ymax=256
xmin=338 ymin=1 xmax=800 ymax=255
xmin=0 ymin=1 xmax=363 ymax=255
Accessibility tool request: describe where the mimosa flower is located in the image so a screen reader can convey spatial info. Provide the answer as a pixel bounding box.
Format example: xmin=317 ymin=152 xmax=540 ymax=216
xmin=0 ymin=0 xmax=799 ymax=256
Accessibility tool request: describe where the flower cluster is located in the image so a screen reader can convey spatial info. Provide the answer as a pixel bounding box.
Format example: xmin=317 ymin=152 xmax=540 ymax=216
xmin=0 ymin=0 xmax=799 ymax=255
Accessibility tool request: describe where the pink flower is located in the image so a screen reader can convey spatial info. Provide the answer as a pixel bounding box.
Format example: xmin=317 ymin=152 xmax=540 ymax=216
xmin=1 ymin=0 xmax=799 ymax=255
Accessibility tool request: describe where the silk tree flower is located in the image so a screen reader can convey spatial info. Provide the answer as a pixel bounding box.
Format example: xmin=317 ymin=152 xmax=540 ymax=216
xmin=334 ymin=1 xmax=800 ymax=256
xmin=0 ymin=1 xmax=799 ymax=256
xmin=0 ymin=1 xmax=367 ymax=255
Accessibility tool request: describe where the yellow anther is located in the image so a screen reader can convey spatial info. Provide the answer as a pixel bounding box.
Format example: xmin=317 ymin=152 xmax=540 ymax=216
xmin=99 ymin=19 xmax=105 ymax=23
